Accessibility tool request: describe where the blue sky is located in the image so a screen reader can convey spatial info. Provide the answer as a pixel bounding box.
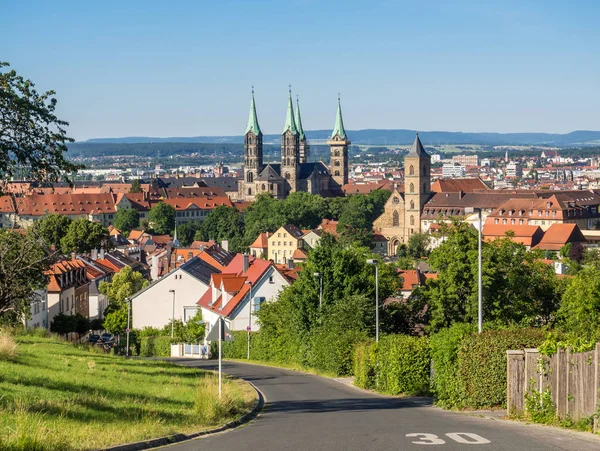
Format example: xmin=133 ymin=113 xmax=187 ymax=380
xmin=2 ymin=0 xmax=599 ymax=140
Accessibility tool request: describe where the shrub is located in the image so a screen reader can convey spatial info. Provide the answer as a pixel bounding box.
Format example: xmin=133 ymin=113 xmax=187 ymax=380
xmin=0 ymin=329 xmax=18 ymax=361
xmin=139 ymin=336 xmax=176 ymax=357
xmin=457 ymin=328 xmax=546 ymax=409
xmin=430 ymin=323 xmax=475 ymax=408
xmin=353 ymin=334 xmax=430 ymax=395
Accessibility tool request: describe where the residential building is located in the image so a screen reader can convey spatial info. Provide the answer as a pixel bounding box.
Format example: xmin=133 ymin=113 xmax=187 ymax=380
xmin=452 ymin=155 xmax=479 ymax=166
xmin=482 ymin=224 xmax=545 ymax=249
xmin=0 ymin=195 xmax=17 ymax=228
xmin=533 ymin=223 xmax=587 ymax=253
xmin=442 ymin=162 xmax=466 ymax=178
xmin=267 ymin=224 xmax=305 ymax=264
xmin=45 ymin=259 xmax=90 ymax=328
xmin=249 ymin=232 xmax=270 ymax=258
xmin=506 ymin=162 xmax=523 ymax=178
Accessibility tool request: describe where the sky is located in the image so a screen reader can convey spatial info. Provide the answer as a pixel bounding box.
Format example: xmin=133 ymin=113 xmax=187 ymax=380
xmin=1 ymin=0 xmax=599 ymax=140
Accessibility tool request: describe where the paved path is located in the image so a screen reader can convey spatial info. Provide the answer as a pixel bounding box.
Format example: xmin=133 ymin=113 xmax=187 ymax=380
xmin=167 ymin=359 xmax=600 ymax=450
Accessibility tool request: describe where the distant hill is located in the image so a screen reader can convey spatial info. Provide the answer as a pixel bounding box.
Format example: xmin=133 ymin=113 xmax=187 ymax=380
xmin=84 ymin=129 xmax=600 ymax=147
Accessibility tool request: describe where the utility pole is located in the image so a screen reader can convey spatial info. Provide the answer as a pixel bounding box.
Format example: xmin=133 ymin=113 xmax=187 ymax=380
xmin=126 ymin=298 xmax=131 ymax=357
xmin=169 ymin=289 xmax=175 ymax=338
xmin=478 ymin=208 xmax=483 ymax=334
xmin=245 ymin=281 xmax=253 ymax=360
xmin=366 ymin=259 xmax=379 ymax=342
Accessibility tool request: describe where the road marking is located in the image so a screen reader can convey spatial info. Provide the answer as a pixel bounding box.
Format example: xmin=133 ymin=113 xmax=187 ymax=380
xmin=406 ymin=433 xmax=491 ymax=445
xmin=406 ymin=433 xmax=446 ymax=445
xmin=445 ymin=433 xmax=491 ymax=444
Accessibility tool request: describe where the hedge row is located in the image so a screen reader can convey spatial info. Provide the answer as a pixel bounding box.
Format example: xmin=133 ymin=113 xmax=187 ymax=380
xmin=139 ymin=336 xmax=177 ymax=357
xmin=354 ymin=335 xmax=431 ymax=395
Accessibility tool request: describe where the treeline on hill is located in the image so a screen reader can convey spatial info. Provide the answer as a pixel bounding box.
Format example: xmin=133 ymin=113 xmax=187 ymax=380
xmin=176 ymin=190 xmax=391 ymax=251
xmin=223 ymin=218 xmax=600 ymax=425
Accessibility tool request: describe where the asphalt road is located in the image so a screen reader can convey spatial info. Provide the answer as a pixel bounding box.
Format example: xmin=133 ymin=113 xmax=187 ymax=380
xmin=167 ymin=359 xmax=600 ymax=451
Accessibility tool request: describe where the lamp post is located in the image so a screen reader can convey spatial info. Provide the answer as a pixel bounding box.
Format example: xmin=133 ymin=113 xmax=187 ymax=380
xmin=476 ymin=208 xmax=483 ymax=334
xmin=169 ymin=289 xmax=175 ymax=338
xmin=245 ymin=280 xmax=253 ymax=360
xmin=366 ymin=259 xmax=379 ymax=342
xmin=313 ymin=272 xmax=323 ymax=310
xmin=126 ymin=297 xmax=131 ymax=357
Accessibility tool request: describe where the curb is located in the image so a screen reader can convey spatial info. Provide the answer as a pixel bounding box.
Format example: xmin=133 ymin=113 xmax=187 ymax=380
xmin=99 ymin=380 xmax=265 ymax=451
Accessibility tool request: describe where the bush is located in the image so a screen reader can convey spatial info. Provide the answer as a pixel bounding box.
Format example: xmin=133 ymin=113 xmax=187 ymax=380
xmin=457 ymin=328 xmax=546 ymax=409
xmin=430 ymin=323 xmax=475 ymax=408
xmin=0 ymin=329 xmax=18 ymax=361
xmin=353 ymin=334 xmax=430 ymax=395
xmin=139 ymin=336 xmax=176 ymax=357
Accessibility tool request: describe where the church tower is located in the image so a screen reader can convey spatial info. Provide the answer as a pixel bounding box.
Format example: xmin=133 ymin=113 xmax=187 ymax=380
xmin=328 ymin=97 xmax=349 ymax=187
xmin=281 ymin=88 xmax=299 ymax=193
xmin=403 ymin=133 xmax=431 ymax=240
xmin=296 ymin=97 xmax=309 ymax=164
xmin=242 ymin=89 xmax=263 ymax=198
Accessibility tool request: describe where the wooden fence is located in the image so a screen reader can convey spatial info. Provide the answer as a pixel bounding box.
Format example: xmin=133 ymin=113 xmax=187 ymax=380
xmin=507 ymin=344 xmax=600 ymax=429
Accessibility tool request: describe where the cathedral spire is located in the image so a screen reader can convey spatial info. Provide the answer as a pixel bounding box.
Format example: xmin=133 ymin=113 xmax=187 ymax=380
xmin=245 ymin=87 xmax=261 ymax=135
xmin=331 ymin=95 xmax=347 ymax=140
xmin=407 ymin=132 xmax=428 ymax=157
xmin=295 ymin=95 xmax=305 ymax=141
xmin=282 ymin=85 xmax=298 ymax=135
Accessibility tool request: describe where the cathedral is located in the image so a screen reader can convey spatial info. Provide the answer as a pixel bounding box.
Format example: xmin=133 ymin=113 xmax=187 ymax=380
xmin=238 ymin=90 xmax=349 ymax=201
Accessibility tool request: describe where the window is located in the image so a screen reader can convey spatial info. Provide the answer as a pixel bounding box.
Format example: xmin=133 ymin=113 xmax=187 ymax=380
xmin=254 ymin=297 xmax=266 ymax=312
xmin=335 ymin=170 xmax=340 ymax=176
xmin=269 ymin=276 xmax=274 ymax=284
xmin=410 ymin=200 xmax=415 ymax=210
xmin=494 ymin=219 xmax=499 ymax=224
xmin=393 ymin=197 xmax=399 ymax=204
xmin=409 ymin=165 xmax=414 ymax=175
xmin=393 ymin=211 xmax=399 ymax=227
xmin=519 ymin=219 xmax=524 ymax=225
xmin=503 ymin=219 xmax=507 ymax=224
xmin=410 ymin=183 xmax=414 ymax=193
xmin=410 ymin=215 xmax=415 ymax=226
xmin=248 ymin=188 xmax=252 ymax=195
xmin=334 ymin=160 xmax=340 ymax=166
xmin=262 ymin=184 xmax=266 ymax=190
xmin=247 ymin=172 xmax=253 ymax=183
xmin=511 ymin=219 xmax=515 ymax=225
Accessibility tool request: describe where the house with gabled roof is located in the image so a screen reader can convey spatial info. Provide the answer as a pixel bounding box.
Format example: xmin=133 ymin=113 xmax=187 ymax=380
xmin=267 ymin=224 xmax=305 ymax=264
xmin=197 ymin=254 xmax=291 ymax=334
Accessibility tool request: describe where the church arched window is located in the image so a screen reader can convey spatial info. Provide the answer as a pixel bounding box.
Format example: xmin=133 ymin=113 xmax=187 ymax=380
xmin=335 ymin=150 xmax=340 ymax=157
xmin=249 ymin=137 xmax=252 ymax=145
xmin=335 ymin=170 xmax=340 ymax=176
xmin=393 ymin=211 xmax=399 ymax=227
xmin=262 ymin=184 xmax=266 ymax=191
xmin=393 ymin=197 xmax=399 ymax=204
xmin=334 ymin=160 xmax=340 ymax=167
xmin=285 ymin=172 xmax=291 ymax=180
xmin=410 ymin=183 xmax=414 ymax=193
xmin=409 ymin=165 xmax=414 ymax=176
xmin=248 ymin=188 xmax=252 ymax=195
xmin=410 ymin=215 xmax=415 ymax=226
xmin=247 ymin=172 xmax=253 ymax=183
xmin=410 ymin=200 xmax=415 ymax=210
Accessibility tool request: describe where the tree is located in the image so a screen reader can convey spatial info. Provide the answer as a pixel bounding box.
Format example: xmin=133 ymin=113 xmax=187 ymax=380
xmin=113 ymin=208 xmax=139 ymax=233
xmin=148 ymin=202 xmax=175 ymax=235
xmin=279 ymin=191 xmax=328 ymax=229
xmin=183 ymin=309 xmax=205 ymax=342
xmin=177 ymin=221 xmax=202 ymax=247
xmin=32 ymin=213 xmax=72 ymax=250
xmin=0 ymin=229 xmax=50 ymax=325
xmin=50 ymin=312 xmax=76 ymax=335
xmin=196 ymin=205 xmax=244 ymax=250
xmin=100 ymin=266 xmax=149 ymax=335
xmin=129 ymin=179 xmax=142 ymax=193
xmin=337 ymin=195 xmax=376 ymax=247
xmin=61 ymin=219 xmax=110 ymax=254
xmin=407 ymin=232 xmax=431 ymax=259
xmin=0 ymin=62 xmax=81 ymax=193
xmin=242 ymin=194 xmax=285 ymax=246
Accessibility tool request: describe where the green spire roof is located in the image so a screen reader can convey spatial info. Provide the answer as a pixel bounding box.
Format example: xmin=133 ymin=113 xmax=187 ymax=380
xmin=282 ymin=89 xmax=298 ymax=135
xmin=331 ymin=97 xmax=347 ymax=140
xmin=245 ymin=90 xmax=261 ymax=135
xmin=295 ymin=96 xmax=305 ymax=140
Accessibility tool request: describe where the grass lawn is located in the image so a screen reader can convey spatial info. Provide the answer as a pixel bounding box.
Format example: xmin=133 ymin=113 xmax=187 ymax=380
xmin=0 ymin=332 xmax=255 ymax=451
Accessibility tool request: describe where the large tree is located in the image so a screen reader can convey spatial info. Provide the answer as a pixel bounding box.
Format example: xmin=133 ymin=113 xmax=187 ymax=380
xmin=177 ymin=221 xmax=202 ymax=247
xmin=31 ymin=213 xmax=72 ymax=250
xmin=279 ymin=191 xmax=329 ymax=230
xmin=113 ymin=208 xmax=140 ymax=234
xmin=148 ymin=202 xmax=175 ymax=235
xmin=0 ymin=62 xmax=81 ymax=192
xmin=242 ymin=194 xmax=285 ymax=246
xmin=0 ymin=229 xmax=50 ymax=325
xmin=61 ymin=219 xmax=110 ymax=254
xmin=196 ymin=205 xmax=244 ymax=251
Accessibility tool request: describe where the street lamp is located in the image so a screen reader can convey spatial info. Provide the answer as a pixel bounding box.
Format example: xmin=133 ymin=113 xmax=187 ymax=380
xmin=313 ymin=272 xmax=323 ymax=310
xmin=475 ymin=208 xmax=483 ymax=334
xmin=366 ymin=259 xmax=379 ymax=342
xmin=126 ymin=297 xmax=131 ymax=357
xmin=245 ymin=280 xmax=253 ymax=360
xmin=169 ymin=289 xmax=175 ymax=338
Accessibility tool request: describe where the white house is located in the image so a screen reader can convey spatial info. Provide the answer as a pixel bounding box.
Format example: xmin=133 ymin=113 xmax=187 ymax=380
xmin=25 ymin=290 xmax=48 ymax=329
xmin=197 ymin=255 xmax=292 ymax=335
xmin=130 ymin=257 xmax=221 ymax=330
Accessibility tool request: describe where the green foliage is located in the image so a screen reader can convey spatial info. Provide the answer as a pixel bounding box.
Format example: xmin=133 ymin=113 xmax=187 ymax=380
xmin=382 ymin=287 xmax=430 ymax=336
xmin=60 ymin=218 xmax=110 ymax=254
xmin=129 ymin=179 xmax=142 ymax=193
xmin=0 ymin=62 xmax=81 ymax=192
xmin=407 ymin=232 xmax=431 ymax=259
xmin=457 ymin=328 xmax=546 ymax=409
xmin=49 ymin=313 xmax=89 ymax=335
xmin=183 ymin=310 xmax=205 ymax=342
xmin=538 ymin=332 xmax=594 ymax=357
xmin=100 ymin=267 xmax=148 ymax=335
xmin=524 ymin=385 xmax=557 ymax=424
xmin=31 ymin=214 xmax=72 ymax=250
xmin=196 ymin=205 xmax=244 ymax=251
xmin=176 ymin=221 xmax=202 ymax=247
xmin=278 ymin=191 xmax=329 ymax=229
xmin=148 ymin=201 xmax=175 ymax=235
xmin=0 ymin=230 xmax=49 ymax=325
xmin=113 ymin=208 xmax=139 ymax=233
xmin=430 ymin=323 xmax=476 ymax=408
xmin=353 ymin=335 xmax=431 ymax=395
xmin=556 ymin=265 xmax=600 ymax=342
xmin=242 ymin=194 xmax=286 ymax=247
xmin=139 ymin=336 xmax=176 ymax=357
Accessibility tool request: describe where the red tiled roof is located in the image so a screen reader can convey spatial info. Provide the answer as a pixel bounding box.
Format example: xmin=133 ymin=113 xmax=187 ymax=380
xmin=483 ymin=224 xmax=544 ymax=247
xmin=292 ymin=248 xmax=308 ymax=260
xmin=0 ymin=195 xmax=16 ymax=213
xmin=250 ymin=232 xmax=269 ymax=249
xmin=431 ymin=178 xmax=489 ymax=193
xmin=533 ymin=223 xmax=586 ymax=250
xmin=164 ymin=187 xmax=227 ymax=199
xmin=318 ymin=219 xmax=339 ymax=237
xmin=15 ymin=193 xmax=117 ymax=216
xmin=159 ymin=196 xmax=232 ymax=211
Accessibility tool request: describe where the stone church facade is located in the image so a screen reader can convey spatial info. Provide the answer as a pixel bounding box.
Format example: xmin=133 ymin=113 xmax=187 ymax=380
xmin=373 ymin=134 xmax=432 ymax=254
xmin=238 ymin=91 xmax=348 ymax=201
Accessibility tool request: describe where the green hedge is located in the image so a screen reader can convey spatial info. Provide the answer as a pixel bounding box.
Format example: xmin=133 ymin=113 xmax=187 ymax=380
xmin=457 ymin=328 xmax=546 ymax=409
xmin=353 ymin=335 xmax=430 ymax=395
xmin=139 ymin=336 xmax=177 ymax=357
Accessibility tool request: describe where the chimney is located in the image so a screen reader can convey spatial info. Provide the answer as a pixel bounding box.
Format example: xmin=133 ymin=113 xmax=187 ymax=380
xmin=287 ymin=258 xmax=295 ymax=270
xmin=99 ymin=248 xmax=105 ymax=260
xmin=243 ymin=254 xmax=249 ymax=274
xmin=221 ymin=240 xmax=229 ymax=251
xmin=91 ymin=248 xmax=98 ymax=261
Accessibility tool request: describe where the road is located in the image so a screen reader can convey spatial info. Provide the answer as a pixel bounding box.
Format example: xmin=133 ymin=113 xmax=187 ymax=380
xmin=168 ymin=359 xmax=600 ymax=451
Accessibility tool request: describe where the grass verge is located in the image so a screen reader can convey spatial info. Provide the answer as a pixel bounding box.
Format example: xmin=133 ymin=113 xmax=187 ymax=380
xmin=0 ymin=333 xmax=255 ymax=451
